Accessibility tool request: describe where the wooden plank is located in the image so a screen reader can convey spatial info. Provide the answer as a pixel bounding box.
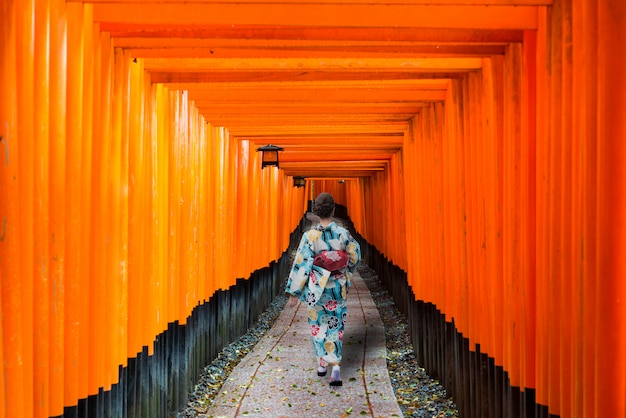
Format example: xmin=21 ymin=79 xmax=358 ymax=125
xmin=168 ymin=78 xmax=451 ymax=90
xmin=92 ymin=4 xmax=539 ymax=30
xmin=203 ymin=114 xmax=416 ymax=127
xmin=77 ymin=0 xmax=552 ymax=5
xmin=186 ymin=87 xmax=446 ymax=102
xmin=150 ymin=70 xmax=464 ymax=83
xmin=195 ymin=103 xmax=430 ymax=115
xmin=142 ymin=57 xmax=482 ymax=71
xmin=128 ymin=44 xmax=508 ymax=59
xmin=107 ymin=26 xmax=524 ymax=43
xmin=232 ymin=127 xmax=408 ymax=136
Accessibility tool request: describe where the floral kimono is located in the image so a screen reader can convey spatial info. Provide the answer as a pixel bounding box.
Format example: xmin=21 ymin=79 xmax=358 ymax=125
xmin=286 ymin=221 xmax=361 ymax=366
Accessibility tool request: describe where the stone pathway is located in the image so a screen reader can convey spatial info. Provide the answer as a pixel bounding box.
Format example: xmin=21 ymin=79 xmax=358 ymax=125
xmin=204 ymin=270 xmax=404 ymax=417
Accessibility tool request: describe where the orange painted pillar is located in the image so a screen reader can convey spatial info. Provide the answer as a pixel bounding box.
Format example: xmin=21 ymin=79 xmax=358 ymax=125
xmin=64 ymin=2 xmax=84 ymax=405
xmin=48 ymin=0 xmax=67 ymax=412
xmin=521 ymin=29 xmax=537 ymax=395
xmin=503 ymin=42 xmax=524 ymax=391
xmin=34 ymin=0 xmax=51 ymax=415
xmin=109 ymin=47 xmax=129 ymax=374
xmin=195 ymin=116 xmax=208 ymax=303
xmin=477 ymin=57 xmax=501 ymax=361
xmin=464 ymin=71 xmax=480 ymax=349
xmin=235 ymin=140 xmax=250 ymax=280
xmin=595 ymin=0 xmax=626 ymax=416
xmin=0 ymin=9 xmax=7 ymax=390
xmin=572 ymin=0 xmax=598 ymax=415
xmin=128 ymin=52 xmax=148 ymax=356
xmin=534 ymin=5 xmax=550 ymax=410
xmin=89 ymin=28 xmax=111 ymax=393
xmin=1 ymin=1 xmax=26 ymax=416
xmin=167 ymin=90 xmax=181 ymax=322
xmin=17 ymin=0 xmax=36 ymax=415
xmin=153 ymin=83 xmax=170 ymax=336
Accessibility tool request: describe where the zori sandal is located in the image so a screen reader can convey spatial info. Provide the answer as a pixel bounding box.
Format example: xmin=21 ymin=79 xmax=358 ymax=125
xmin=329 ymin=365 xmax=342 ymax=386
xmin=317 ymin=358 xmax=327 ymax=377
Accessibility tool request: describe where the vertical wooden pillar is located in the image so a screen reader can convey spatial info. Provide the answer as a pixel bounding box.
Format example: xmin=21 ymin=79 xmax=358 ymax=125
xmin=595 ymin=0 xmax=626 ymax=416
xmin=153 ymin=83 xmax=169 ymax=341
xmin=17 ymin=0 xmax=36 ymax=415
xmin=1 ymin=0 xmax=25 ymax=416
xmin=235 ymin=140 xmax=251 ymax=280
xmin=89 ymin=27 xmax=112 ymax=394
xmin=33 ymin=0 xmax=51 ymax=416
xmin=521 ymin=29 xmax=537 ymax=399
xmin=534 ymin=1 xmax=626 ymax=415
xmin=48 ymin=0 xmax=67 ymax=413
xmin=128 ymin=51 xmax=149 ymax=357
xmin=571 ymin=0 xmax=596 ymax=416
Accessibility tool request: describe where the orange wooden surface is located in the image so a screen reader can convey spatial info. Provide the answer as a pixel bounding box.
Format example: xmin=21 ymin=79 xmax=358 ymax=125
xmin=1 ymin=2 xmax=24 ymax=417
xmin=48 ymin=0 xmax=68 ymax=412
xmin=595 ymin=0 xmax=626 ymax=416
xmin=1 ymin=4 xmax=309 ymax=407
xmin=34 ymin=0 xmax=51 ymax=414
xmin=521 ymin=29 xmax=537 ymax=396
xmin=1 ymin=1 xmax=626 ymax=417
xmin=17 ymin=0 xmax=36 ymax=415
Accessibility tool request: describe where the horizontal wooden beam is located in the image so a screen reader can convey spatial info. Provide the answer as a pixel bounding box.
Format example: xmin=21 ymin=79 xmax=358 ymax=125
xmin=281 ymin=169 xmax=377 ymax=178
xmin=195 ymin=104 xmax=429 ymax=118
xmin=187 ymin=88 xmax=446 ymax=103
xmin=150 ymin=71 xmax=464 ymax=83
xmin=80 ymin=0 xmax=551 ymax=5
xmin=172 ymin=78 xmax=451 ymax=90
xmin=128 ymin=45 xmax=507 ymax=59
xmin=280 ymin=139 xmax=403 ymax=145
xmin=247 ymin=142 xmax=404 ymax=151
xmin=280 ymin=160 xmax=388 ymax=169
xmin=108 ymin=26 xmax=524 ymax=43
xmin=92 ymin=4 xmax=539 ymax=30
xmin=239 ymin=126 xmax=407 ymax=138
xmin=204 ymin=114 xmax=416 ymax=127
xmin=83 ymin=1 xmax=541 ymax=180
xmin=280 ymin=152 xmax=398 ymax=162
xmin=143 ymin=57 xmax=482 ymax=71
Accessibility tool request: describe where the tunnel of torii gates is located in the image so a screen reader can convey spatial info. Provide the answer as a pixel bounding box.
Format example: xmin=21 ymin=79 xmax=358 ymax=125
xmin=0 ymin=0 xmax=625 ymax=417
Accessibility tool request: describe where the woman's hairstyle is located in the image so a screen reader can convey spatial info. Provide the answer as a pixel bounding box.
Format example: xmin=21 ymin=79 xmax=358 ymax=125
xmin=312 ymin=192 xmax=335 ymax=218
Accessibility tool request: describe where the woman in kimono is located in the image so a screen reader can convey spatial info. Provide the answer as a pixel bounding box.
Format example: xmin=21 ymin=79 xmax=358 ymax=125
xmin=286 ymin=192 xmax=361 ymax=387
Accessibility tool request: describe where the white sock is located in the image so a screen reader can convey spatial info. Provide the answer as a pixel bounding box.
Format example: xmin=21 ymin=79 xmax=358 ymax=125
xmin=318 ymin=359 xmax=327 ymax=374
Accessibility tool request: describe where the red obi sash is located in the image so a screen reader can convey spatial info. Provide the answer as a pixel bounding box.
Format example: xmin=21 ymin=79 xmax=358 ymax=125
xmin=313 ymin=250 xmax=349 ymax=273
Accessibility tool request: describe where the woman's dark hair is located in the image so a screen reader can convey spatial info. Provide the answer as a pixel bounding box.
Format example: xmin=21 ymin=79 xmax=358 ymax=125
xmin=312 ymin=192 xmax=335 ymax=218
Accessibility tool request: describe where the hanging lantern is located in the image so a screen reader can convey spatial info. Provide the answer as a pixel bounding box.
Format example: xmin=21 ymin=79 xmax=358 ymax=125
xmin=293 ymin=176 xmax=306 ymax=188
xmin=256 ymin=144 xmax=284 ymax=168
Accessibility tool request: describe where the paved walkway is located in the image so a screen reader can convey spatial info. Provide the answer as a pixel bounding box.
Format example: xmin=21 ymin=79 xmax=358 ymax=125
xmin=205 ymin=270 xmax=404 ymax=417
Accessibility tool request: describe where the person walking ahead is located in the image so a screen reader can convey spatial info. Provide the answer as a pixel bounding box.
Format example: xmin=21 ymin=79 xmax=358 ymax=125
xmin=286 ymin=192 xmax=361 ymax=387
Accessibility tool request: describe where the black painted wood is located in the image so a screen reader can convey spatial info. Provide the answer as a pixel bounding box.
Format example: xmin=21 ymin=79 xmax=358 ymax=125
xmin=56 ymin=215 xmax=556 ymax=418
xmin=55 ymin=218 xmax=308 ymax=418
xmin=352 ymin=233 xmax=557 ymax=418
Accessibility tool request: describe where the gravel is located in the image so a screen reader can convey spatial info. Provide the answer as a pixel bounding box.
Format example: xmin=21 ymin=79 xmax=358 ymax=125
xmin=358 ymin=264 xmax=459 ymax=418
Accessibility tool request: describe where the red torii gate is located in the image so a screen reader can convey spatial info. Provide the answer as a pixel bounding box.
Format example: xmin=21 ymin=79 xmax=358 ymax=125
xmin=0 ymin=1 xmax=624 ymax=417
